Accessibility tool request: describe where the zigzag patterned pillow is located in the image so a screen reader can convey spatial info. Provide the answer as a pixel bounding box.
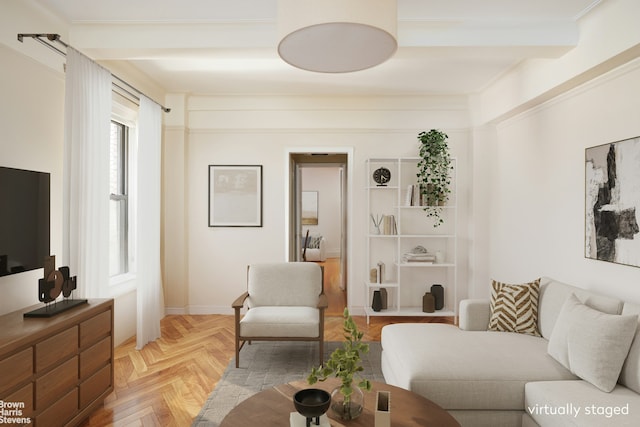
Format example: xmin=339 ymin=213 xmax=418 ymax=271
xmin=488 ymin=278 xmax=541 ymax=337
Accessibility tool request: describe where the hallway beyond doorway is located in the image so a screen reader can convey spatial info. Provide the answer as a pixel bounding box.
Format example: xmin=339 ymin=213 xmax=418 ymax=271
xmin=315 ymin=257 xmax=346 ymax=316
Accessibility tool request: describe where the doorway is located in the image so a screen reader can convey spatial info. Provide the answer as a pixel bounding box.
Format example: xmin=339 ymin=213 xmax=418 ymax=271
xmin=287 ymin=151 xmax=350 ymax=316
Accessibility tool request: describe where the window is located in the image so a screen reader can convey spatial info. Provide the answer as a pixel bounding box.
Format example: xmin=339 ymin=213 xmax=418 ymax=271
xmin=109 ymin=120 xmax=128 ymax=277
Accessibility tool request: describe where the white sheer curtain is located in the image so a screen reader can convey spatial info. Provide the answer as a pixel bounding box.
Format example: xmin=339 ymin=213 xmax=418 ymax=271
xmin=63 ymin=47 xmax=112 ymax=298
xmin=136 ymin=95 xmax=164 ymax=349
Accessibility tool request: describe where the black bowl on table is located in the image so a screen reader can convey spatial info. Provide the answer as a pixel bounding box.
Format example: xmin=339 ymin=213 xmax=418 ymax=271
xmin=293 ymin=388 xmax=331 ymax=427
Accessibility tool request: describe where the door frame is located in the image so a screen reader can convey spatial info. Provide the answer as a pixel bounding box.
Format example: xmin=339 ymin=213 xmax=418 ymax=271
xmin=284 ymin=147 xmax=354 ymax=304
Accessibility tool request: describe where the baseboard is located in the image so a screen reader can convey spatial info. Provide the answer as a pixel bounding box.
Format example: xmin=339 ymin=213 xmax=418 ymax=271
xmin=165 ymin=306 xmax=188 ymax=315
xmin=187 ymin=305 xmax=235 ymax=315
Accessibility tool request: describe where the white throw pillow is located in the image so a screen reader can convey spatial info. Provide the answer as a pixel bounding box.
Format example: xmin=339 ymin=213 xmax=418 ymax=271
xmin=619 ymin=303 xmax=640 ymax=394
xmin=547 ymin=294 xmax=638 ymax=392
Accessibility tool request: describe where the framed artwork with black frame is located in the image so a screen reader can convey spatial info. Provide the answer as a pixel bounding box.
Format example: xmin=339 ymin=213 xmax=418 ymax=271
xmin=208 ymin=165 xmax=262 ymax=227
xmin=585 ymin=136 xmax=640 ymax=267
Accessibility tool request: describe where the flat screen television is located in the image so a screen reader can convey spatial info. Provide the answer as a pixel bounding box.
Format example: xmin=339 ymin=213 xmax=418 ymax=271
xmin=0 ymin=166 xmax=50 ymax=276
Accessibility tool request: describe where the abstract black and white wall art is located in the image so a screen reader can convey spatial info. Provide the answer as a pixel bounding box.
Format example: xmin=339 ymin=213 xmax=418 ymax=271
xmin=585 ymin=137 xmax=640 ymax=267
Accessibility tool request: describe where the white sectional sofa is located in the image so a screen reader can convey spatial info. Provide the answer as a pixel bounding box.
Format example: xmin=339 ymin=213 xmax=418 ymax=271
xmin=381 ymin=277 xmax=640 ymax=427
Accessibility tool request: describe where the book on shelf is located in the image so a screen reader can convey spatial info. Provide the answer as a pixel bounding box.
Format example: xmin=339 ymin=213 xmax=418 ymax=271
xmin=383 ymin=214 xmax=397 ymax=235
xmin=405 ymin=184 xmax=428 ymax=207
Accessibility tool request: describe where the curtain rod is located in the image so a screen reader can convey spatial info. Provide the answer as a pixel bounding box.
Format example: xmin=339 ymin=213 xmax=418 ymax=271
xmin=17 ymin=33 xmax=171 ymax=113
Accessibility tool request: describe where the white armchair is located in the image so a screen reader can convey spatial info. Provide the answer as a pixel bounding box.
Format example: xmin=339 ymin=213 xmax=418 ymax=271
xmin=232 ymin=262 xmax=327 ymax=368
xmin=302 ymin=235 xmax=326 ymax=261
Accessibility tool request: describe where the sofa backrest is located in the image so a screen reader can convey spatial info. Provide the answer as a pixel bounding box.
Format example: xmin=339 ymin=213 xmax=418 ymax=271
xmin=620 ymin=302 xmax=640 ymax=393
xmin=246 ymin=262 xmax=322 ymax=308
xmin=538 ymin=277 xmax=624 ymax=339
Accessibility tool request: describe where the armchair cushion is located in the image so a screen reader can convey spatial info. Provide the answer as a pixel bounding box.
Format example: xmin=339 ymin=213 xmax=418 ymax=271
xmin=247 ymin=262 xmax=322 ymax=307
xmin=240 ymin=306 xmax=320 ymax=337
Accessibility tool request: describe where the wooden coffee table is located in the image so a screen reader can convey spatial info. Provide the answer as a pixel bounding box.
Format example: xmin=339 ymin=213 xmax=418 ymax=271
xmin=220 ymin=377 xmax=460 ymax=426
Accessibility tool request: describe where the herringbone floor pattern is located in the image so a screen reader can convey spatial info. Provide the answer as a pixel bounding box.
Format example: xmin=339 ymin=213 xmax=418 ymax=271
xmin=80 ymin=259 xmax=453 ymax=426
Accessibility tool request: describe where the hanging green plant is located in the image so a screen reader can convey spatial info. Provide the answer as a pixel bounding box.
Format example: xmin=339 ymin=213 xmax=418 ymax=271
xmin=417 ymin=129 xmax=452 ymax=227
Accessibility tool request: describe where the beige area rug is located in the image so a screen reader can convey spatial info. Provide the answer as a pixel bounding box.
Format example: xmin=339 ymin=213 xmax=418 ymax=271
xmin=192 ymin=341 xmax=384 ymax=426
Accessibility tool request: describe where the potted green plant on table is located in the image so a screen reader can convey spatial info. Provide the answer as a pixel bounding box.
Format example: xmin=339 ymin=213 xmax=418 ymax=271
xmin=307 ymin=308 xmax=372 ymax=420
xmin=417 ymin=129 xmax=453 ymax=227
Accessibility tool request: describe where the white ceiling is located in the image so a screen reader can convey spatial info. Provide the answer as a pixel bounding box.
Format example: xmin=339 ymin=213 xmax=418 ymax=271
xmin=33 ymin=0 xmax=602 ymax=96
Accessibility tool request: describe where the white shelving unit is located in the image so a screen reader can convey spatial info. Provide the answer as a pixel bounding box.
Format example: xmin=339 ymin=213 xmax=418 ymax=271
xmin=364 ymin=157 xmax=457 ymax=323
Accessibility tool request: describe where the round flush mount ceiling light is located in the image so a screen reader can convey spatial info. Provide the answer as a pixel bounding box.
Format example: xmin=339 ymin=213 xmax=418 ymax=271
xmin=277 ymin=0 xmax=398 ymax=73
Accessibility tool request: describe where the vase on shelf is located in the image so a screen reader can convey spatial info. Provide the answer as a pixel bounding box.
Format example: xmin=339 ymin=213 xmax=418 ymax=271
xmin=331 ymin=384 xmax=364 ymax=420
xmin=422 ymin=292 xmax=435 ymax=313
xmin=431 ymin=284 xmax=444 ymax=310
xmin=372 ymin=290 xmax=383 ymax=312
xmin=380 ymin=288 xmax=388 ymax=309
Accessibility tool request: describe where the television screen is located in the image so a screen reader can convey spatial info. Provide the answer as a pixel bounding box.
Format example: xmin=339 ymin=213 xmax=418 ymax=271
xmin=0 ymin=166 xmax=50 ymax=276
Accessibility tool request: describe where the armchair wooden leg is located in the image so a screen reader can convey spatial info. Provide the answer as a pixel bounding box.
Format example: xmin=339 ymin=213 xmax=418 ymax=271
xmin=234 ymin=307 xmax=241 ymax=368
xmin=319 ymin=340 xmax=324 ymax=366
xmin=235 ymin=339 xmax=240 ymax=368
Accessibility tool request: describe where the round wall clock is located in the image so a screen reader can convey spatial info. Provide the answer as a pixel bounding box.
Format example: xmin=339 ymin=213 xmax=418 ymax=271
xmin=373 ymin=167 xmax=391 ymax=186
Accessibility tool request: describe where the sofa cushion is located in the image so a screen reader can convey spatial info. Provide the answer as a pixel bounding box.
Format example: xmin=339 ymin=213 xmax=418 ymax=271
xmin=620 ymin=303 xmax=640 ymax=394
xmin=538 ymin=277 xmax=623 ymax=339
xmin=525 ymin=380 xmax=640 ymax=426
xmin=547 ymin=294 xmax=638 ymax=392
xmin=380 ymin=323 xmax=576 ymax=411
xmin=488 ymin=278 xmax=541 ymax=336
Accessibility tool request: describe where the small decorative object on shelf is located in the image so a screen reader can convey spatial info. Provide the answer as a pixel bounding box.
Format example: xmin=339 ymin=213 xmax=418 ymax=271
xmin=308 ymin=309 xmax=372 ymax=421
xmin=422 ymin=292 xmax=435 ymax=313
xmin=431 ymin=284 xmax=444 ymax=310
xmin=370 ymin=214 xmax=383 ymax=234
xmin=373 ymin=166 xmax=391 ymax=186
xmin=375 ymin=391 xmax=391 ymax=427
xmin=370 ymin=268 xmax=378 ymax=283
xmin=372 ymin=290 xmax=383 ymax=312
xmin=435 ymin=250 xmax=444 ymax=264
xmin=402 ymin=245 xmax=435 ymax=264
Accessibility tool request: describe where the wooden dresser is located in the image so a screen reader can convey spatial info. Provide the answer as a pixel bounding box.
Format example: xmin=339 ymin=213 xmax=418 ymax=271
xmin=0 ymin=299 xmax=114 ymax=426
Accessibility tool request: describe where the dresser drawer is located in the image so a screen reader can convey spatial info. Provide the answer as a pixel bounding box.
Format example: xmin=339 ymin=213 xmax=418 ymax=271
xmin=80 ymin=336 xmax=111 ymax=379
xmin=4 ymin=382 xmax=33 ymax=420
xmin=0 ymin=347 xmax=32 ymax=395
xmin=36 ymin=355 xmax=78 ymax=409
xmin=36 ymin=387 xmax=78 ymax=427
xmin=35 ymin=326 xmax=78 ymax=373
xmin=79 ymin=363 xmax=112 ymax=409
xmin=79 ymin=310 xmax=112 ymax=348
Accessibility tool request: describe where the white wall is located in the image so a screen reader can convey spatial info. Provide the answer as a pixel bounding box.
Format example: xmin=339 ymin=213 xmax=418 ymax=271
xmin=164 ymin=95 xmax=472 ymax=314
xmin=0 ymin=44 xmax=65 ymax=314
xmin=301 ymin=167 xmax=341 ymax=257
xmin=486 ymin=60 xmax=640 ymax=304
xmin=473 ymin=0 xmax=640 ymax=125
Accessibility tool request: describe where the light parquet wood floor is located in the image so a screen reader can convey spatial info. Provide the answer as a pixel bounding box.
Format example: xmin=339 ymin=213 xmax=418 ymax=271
xmin=81 ymin=259 xmax=453 ymax=426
